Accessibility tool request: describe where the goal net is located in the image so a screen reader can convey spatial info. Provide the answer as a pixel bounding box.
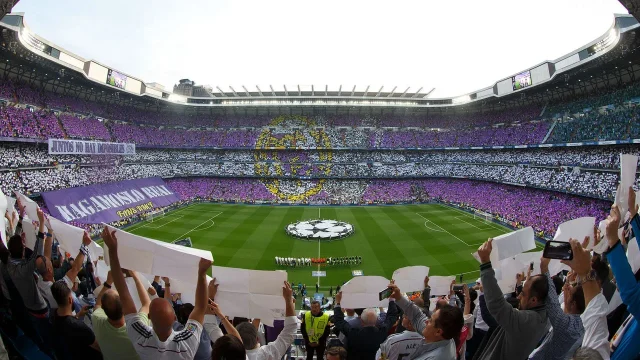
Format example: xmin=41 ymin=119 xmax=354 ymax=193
xmin=146 ymin=209 xmax=164 ymax=222
xmin=473 ymin=210 xmax=493 ymax=223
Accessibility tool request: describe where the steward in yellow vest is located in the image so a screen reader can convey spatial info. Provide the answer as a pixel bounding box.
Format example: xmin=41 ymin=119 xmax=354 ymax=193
xmin=302 ymin=301 xmax=330 ymax=359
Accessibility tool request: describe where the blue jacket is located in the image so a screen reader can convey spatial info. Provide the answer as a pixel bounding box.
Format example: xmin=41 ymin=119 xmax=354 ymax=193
xmin=606 ymin=213 xmax=640 ymax=359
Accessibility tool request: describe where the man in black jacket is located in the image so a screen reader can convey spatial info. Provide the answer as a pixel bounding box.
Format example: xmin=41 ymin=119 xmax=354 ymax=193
xmin=333 ymin=290 xmax=399 ymax=359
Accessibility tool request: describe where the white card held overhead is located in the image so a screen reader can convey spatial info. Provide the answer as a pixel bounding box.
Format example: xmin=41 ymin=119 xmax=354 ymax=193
xmin=21 ymin=221 xmax=38 ymax=251
xmin=14 ymin=192 xmax=38 ymax=222
xmin=554 ymin=217 xmax=595 ymax=245
xmin=427 ymin=276 xmax=456 ymax=296
xmin=473 ymin=227 xmax=535 ymax=264
xmin=340 ymin=276 xmax=390 ymax=309
xmin=211 ymin=266 xmax=287 ymax=326
xmin=104 ymin=225 xmax=213 ymax=285
xmin=47 ymin=217 xmax=97 ymax=259
xmin=620 ymin=154 xmax=638 ymax=188
xmin=617 ymin=154 xmax=639 ymax=216
xmin=5 ymin=196 xmax=16 ymax=219
xmin=513 ymin=251 xmax=542 ymax=276
xmin=495 ymin=257 xmax=520 ymax=294
xmin=392 ymin=266 xmax=430 ymax=293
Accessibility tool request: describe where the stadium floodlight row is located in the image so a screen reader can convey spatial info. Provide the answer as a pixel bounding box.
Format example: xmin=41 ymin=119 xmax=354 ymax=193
xmin=0 ymin=12 xmax=638 ymax=110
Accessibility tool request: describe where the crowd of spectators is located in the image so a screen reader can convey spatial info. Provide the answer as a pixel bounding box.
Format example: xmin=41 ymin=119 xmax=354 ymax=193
xmin=2 ymin=144 xmax=636 ymax=200
xmin=3 ymin=145 xmax=639 ymax=170
xmin=2 ymin=184 xmax=638 ymax=359
xmin=0 ymin=162 xmax=623 ymax=200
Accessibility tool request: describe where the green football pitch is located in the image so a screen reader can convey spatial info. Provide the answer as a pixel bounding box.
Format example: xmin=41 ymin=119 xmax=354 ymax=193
xmin=121 ymin=203 xmax=544 ymax=287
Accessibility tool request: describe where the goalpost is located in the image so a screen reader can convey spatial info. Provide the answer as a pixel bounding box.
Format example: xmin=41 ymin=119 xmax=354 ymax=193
xmin=146 ymin=209 xmax=165 ymax=222
xmin=473 ymin=210 xmax=493 ymax=223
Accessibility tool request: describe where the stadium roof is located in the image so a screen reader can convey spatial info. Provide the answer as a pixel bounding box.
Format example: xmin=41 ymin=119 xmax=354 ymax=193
xmin=0 ymin=13 xmax=639 ymax=114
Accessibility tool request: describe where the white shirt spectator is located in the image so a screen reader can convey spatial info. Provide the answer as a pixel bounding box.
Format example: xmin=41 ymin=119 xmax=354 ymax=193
xmin=375 ymin=330 xmax=425 ymax=360
xmin=580 ymin=293 xmax=610 ymax=360
xmin=125 ymin=312 xmax=202 ymax=360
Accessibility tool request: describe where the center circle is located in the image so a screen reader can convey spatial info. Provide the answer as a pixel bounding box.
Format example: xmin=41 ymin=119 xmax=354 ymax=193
xmin=286 ymin=219 xmax=354 ymax=240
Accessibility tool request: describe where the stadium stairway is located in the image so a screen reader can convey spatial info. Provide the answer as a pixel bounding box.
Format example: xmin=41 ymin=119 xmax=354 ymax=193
xmin=542 ymin=118 xmax=558 ymax=143
xmin=54 ymin=113 xmax=69 ymax=140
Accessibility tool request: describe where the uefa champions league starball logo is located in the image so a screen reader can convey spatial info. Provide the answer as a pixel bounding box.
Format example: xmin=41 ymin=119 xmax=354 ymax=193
xmin=254 ymin=116 xmax=332 ymax=202
xmin=286 ymin=220 xmax=354 ymax=239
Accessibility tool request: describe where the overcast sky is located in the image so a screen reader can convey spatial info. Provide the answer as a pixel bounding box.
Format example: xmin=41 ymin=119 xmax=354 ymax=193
xmin=13 ymin=0 xmax=628 ymax=97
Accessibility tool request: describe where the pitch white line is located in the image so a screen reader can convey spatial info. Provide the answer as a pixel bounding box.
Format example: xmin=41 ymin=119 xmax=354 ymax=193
xmin=318 ymin=207 xmax=321 ymax=219
xmin=416 ymin=212 xmax=473 ymax=246
xmin=436 ymin=204 xmax=506 ymax=233
xmin=140 ymin=215 xmax=186 ymax=230
xmin=435 ymin=204 xmax=547 ymax=249
xmin=455 ymin=216 xmax=493 ymax=231
xmin=423 ymin=221 xmax=444 ymax=232
xmin=126 ymin=203 xmax=201 ymax=232
xmin=172 ymin=212 xmax=222 ymax=241
xmin=317 ymin=238 xmax=321 ymax=288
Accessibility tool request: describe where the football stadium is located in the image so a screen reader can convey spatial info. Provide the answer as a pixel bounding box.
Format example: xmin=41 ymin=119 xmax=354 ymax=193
xmin=0 ymin=0 xmax=640 ymax=359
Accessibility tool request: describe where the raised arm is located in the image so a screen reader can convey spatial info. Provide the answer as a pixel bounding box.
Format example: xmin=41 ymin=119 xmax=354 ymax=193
xmin=381 ymin=297 xmax=398 ymax=333
xmin=477 ymin=239 xmax=522 ymax=329
xmin=210 ymin=301 xmax=242 ymax=342
xmin=256 ymin=282 xmax=298 ymax=360
xmin=43 ymin=228 xmax=53 ymax=261
xmin=628 ymin=186 xmax=639 ymax=247
xmin=390 ymin=283 xmax=428 ymax=335
xmin=332 ymin=291 xmax=351 ymax=335
xmin=463 ymin=284 xmax=471 ymax=316
xmin=540 ymin=256 xmax=579 ymax=329
xmin=94 ymin=271 xmax=112 ymax=310
xmin=604 ymin=205 xmax=640 ymax=319
xmin=130 ymin=271 xmax=151 ymax=314
xmin=188 ymin=258 xmax=212 ymax=325
xmin=162 ymin=277 xmax=172 ymax=302
xmin=103 ymin=228 xmax=137 ymax=316
xmin=65 ymin=231 xmax=92 ymax=282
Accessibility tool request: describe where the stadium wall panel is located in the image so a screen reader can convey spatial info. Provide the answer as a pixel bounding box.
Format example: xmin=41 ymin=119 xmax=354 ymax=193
xmin=496 ymin=79 xmax=512 ymax=95
xmin=86 ymin=61 xmax=108 ymax=83
xmin=530 ymin=64 xmax=551 ymax=84
xmin=59 ymin=52 xmax=84 ymax=69
xmin=125 ymin=78 xmax=142 ymax=94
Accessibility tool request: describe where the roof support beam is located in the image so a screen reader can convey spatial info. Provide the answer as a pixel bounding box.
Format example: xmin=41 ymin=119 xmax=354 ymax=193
xmin=350 ymin=85 xmax=356 ymax=96
xmin=375 ymin=86 xmax=384 ymax=97
xmin=311 ymin=85 xmax=314 ymax=96
xmin=338 ymin=85 xmax=342 ymax=96
xmin=269 ymin=85 xmax=276 ymax=96
xmin=411 ymin=87 xmax=423 ymax=98
xmin=255 ymin=85 xmax=264 ymax=96
xmin=283 ymin=85 xmax=288 ymax=96
xmin=215 ymin=86 xmax=227 ymax=96
xmin=241 ymin=85 xmax=251 ymax=97
xmin=228 ymin=86 xmax=239 ymax=97
xmin=297 ymin=85 xmax=301 ymax=96
xmin=423 ymin=88 xmax=436 ymax=98
xmin=387 ymin=86 xmax=398 ymax=97
xmin=325 ymin=85 xmax=328 ymax=96
xmin=363 ymin=85 xmax=370 ymax=97
xmin=399 ymin=86 xmax=410 ymax=97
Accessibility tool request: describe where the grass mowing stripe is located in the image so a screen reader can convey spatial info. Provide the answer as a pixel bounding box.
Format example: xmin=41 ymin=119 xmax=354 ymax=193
xmin=122 ymin=203 xmax=526 ymax=285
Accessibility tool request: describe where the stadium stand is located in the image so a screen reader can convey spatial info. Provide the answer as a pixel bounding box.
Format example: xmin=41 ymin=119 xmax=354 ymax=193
xmin=0 ymin=8 xmax=640 ymax=360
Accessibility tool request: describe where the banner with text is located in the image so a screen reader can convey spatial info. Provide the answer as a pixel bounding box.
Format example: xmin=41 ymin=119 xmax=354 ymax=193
xmin=41 ymin=177 xmax=179 ymax=224
xmin=48 ymin=138 xmax=136 ymax=155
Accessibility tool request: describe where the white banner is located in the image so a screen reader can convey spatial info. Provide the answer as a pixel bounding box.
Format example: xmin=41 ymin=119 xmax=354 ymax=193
xmin=48 ymin=138 xmax=136 ymax=155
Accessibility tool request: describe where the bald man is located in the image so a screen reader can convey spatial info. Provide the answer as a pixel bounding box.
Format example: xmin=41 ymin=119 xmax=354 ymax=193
xmin=91 ymin=271 xmax=140 ymax=360
xmin=103 ymin=228 xmax=212 ymax=360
